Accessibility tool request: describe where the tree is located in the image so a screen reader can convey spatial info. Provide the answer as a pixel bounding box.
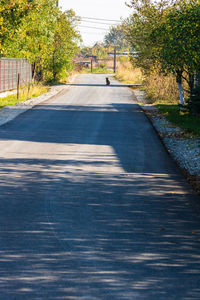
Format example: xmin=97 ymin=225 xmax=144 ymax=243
xmin=0 ymin=0 xmax=30 ymax=56
xmin=155 ymin=1 xmax=200 ymax=105
xmin=125 ymin=0 xmax=200 ymax=106
xmin=80 ymin=43 xmax=111 ymax=60
xmin=5 ymin=0 xmax=58 ymax=80
xmin=1 ymin=0 xmax=80 ymax=82
xmin=104 ymin=25 xmax=130 ymax=51
xmin=125 ymin=0 xmax=172 ymax=70
xmin=51 ymin=9 xmax=80 ymax=81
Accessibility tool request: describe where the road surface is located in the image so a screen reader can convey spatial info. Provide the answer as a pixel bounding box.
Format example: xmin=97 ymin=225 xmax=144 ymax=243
xmin=0 ymin=74 xmax=200 ymax=299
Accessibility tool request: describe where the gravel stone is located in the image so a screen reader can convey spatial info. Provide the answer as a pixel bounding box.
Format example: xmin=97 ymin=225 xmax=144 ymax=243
xmin=134 ymin=90 xmax=200 ymax=177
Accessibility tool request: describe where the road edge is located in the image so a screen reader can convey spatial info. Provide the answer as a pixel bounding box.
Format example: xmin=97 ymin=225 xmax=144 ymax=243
xmin=132 ymin=89 xmax=200 ymax=195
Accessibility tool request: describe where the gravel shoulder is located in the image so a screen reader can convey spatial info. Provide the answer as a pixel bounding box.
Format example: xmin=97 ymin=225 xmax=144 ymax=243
xmin=134 ymin=90 xmax=200 ymax=193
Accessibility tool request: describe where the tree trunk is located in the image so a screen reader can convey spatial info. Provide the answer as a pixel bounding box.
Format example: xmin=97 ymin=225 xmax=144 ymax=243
xmin=177 ymin=81 xmax=185 ymax=107
xmin=32 ymin=62 xmax=36 ymax=81
xmin=35 ymin=67 xmax=43 ymax=82
xmin=176 ymin=70 xmax=185 ymax=107
xmin=194 ymin=72 xmax=200 ymax=89
xmin=188 ymin=72 xmax=195 ymax=94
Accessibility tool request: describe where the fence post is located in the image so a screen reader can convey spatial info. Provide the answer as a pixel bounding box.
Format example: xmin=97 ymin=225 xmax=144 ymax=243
xmin=113 ymin=48 xmax=117 ymax=73
xmin=17 ymin=73 xmax=20 ymax=99
xmin=91 ymin=59 xmax=93 ymax=73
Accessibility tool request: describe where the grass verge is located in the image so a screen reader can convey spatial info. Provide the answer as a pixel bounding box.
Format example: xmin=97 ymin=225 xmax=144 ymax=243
xmin=156 ymin=104 xmax=200 ymax=137
xmin=0 ymin=84 xmax=49 ymax=109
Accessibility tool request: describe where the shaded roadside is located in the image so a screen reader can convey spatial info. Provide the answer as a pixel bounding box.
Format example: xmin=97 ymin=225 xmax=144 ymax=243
xmin=133 ymin=90 xmax=200 ymax=194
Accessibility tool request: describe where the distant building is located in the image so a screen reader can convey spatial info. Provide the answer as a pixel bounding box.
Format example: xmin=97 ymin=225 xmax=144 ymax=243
xmin=108 ymin=52 xmax=138 ymax=57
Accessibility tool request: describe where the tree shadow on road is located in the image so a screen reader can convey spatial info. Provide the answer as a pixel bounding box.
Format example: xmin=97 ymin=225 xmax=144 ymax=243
xmin=0 ymin=102 xmax=185 ymax=176
xmin=0 ymin=155 xmax=199 ymax=299
xmin=0 ymin=101 xmax=199 ymax=299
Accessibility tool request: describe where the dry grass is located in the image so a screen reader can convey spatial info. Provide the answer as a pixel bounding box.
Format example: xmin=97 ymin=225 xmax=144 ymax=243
xmin=144 ymin=72 xmax=180 ymax=104
xmin=96 ymin=59 xmax=115 ymax=69
xmin=0 ymin=83 xmax=49 ymax=109
xmin=115 ymin=60 xmax=180 ymax=104
xmin=115 ymin=61 xmax=144 ymax=85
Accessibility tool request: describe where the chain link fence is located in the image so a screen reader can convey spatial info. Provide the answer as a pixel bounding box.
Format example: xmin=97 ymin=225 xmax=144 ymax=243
xmin=0 ymin=58 xmax=32 ymax=93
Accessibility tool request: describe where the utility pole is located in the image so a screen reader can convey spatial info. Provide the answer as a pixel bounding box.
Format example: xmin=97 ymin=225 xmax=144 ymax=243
xmin=113 ymin=48 xmax=117 ymax=73
xmin=91 ymin=59 xmax=93 ymax=73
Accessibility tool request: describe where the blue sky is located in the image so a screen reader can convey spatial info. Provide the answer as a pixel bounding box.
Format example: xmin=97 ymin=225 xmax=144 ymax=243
xmin=59 ymin=0 xmax=131 ymax=46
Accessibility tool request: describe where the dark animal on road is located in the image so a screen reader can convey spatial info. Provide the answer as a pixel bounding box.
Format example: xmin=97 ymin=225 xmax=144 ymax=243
xmin=106 ymin=77 xmax=110 ymax=85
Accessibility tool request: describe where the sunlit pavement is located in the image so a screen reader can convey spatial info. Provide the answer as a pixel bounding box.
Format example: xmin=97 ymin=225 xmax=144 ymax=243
xmin=0 ymin=74 xmax=199 ymax=299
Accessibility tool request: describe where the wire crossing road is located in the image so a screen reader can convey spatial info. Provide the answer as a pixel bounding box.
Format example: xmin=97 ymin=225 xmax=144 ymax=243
xmin=0 ymin=74 xmax=199 ymax=299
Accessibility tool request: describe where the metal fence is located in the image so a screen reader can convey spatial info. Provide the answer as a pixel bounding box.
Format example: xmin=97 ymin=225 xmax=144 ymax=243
xmin=0 ymin=58 xmax=32 ymax=93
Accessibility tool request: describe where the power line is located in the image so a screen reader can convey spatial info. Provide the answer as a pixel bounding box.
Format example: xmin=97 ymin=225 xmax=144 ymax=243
xmin=79 ymin=25 xmax=109 ymax=31
xmin=81 ymin=20 xmax=117 ymax=26
xmin=81 ymin=32 xmax=106 ymax=35
xmin=81 ymin=16 xmax=121 ymax=23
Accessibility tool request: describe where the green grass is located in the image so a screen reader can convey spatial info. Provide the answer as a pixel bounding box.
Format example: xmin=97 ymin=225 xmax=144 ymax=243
xmin=82 ymin=67 xmax=113 ymax=74
xmin=0 ymin=84 xmax=49 ymax=109
xmin=156 ymin=104 xmax=200 ymax=137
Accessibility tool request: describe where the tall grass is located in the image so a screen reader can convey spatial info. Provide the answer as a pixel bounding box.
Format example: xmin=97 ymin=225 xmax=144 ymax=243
xmin=115 ymin=60 xmax=144 ymax=84
xmin=115 ymin=58 xmax=180 ymax=104
xmin=144 ymin=72 xmax=180 ymax=104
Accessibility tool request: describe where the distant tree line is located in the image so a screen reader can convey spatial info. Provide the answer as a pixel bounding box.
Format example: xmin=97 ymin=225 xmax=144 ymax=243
xmin=80 ymin=24 xmax=131 ymax=60
xmin=0 ymin=0 xmax=80 ymax=82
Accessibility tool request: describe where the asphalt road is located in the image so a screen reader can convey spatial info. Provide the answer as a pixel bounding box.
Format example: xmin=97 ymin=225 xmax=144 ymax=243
xmin=0 ymin=74 xmax=200 ymax=299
